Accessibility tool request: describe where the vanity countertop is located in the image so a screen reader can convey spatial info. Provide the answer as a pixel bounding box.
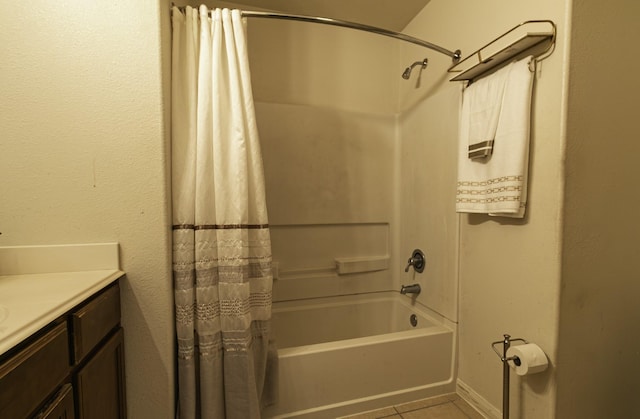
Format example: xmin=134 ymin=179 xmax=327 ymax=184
xmin=0 ymin=269 xmax=124 ymax=357
xmin=0 ymin=243 xmax=124 ymax=357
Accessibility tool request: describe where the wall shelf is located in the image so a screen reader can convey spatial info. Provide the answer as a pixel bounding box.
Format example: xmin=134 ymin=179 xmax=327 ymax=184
xmin=449 ymin=20 xmax=556 ymax=82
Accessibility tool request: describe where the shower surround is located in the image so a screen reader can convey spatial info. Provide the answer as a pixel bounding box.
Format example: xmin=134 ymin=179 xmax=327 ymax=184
xmin=246 ymin=9 xmax=459 ymax=417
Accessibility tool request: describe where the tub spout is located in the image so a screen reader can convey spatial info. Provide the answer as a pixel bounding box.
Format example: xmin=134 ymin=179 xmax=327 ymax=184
xmin=400 ymin=284 xmax=421 ymax=295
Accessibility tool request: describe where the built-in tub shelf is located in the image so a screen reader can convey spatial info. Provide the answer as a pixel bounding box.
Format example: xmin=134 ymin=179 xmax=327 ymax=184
xmin=272 ymin=255 xmax=389 ymax=280
xmin=448 ymin=20 xmax=556 ymax=82
xmin=335 ymin=255 xmax=389 ymax=275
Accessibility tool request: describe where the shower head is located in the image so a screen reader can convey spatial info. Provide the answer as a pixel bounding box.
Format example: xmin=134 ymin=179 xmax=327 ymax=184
xmin=402 ymin=58 xmax=428 ymax=80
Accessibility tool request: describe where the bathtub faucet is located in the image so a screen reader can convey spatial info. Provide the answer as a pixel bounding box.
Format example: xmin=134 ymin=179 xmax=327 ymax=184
xmin=400 ymin=283 xmax=421 ymax=295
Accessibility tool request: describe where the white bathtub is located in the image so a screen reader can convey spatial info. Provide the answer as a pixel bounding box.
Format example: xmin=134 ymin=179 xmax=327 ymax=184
xmin=261 ymin=292 xmax=456 ymax=418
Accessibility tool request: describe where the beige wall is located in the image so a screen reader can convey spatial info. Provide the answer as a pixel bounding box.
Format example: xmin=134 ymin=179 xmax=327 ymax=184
xmin=400 ymin=1 xmax=569 ymax=417
xmin=247 ymin=18 xmax=399 ymax=115
xmin=557 ymin=1 xmax=640 ymax=417
xmin=0 ymin=1 xmax=174 ymax=417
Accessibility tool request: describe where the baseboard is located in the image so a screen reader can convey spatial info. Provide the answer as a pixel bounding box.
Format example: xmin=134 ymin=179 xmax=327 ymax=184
xmin=456 ymin=379 xmax=501 ymax=419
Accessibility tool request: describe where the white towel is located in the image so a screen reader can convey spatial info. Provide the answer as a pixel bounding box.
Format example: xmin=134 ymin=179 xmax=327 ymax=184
xmin=456 ymin=57 xmax=534 ymax=218
xmin=466 ymin=62 xmax=510 ymax=159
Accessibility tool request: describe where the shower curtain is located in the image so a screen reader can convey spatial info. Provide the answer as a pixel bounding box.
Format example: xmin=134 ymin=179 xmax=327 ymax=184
xmin=171 ymin=6 xmax=276 ymax=419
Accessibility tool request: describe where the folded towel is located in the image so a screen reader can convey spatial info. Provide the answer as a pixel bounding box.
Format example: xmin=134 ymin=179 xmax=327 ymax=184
xmin=456 ymin=57 xmax=534 ymax=218
xmin=465 ymin=63 xmax=510 ymax=159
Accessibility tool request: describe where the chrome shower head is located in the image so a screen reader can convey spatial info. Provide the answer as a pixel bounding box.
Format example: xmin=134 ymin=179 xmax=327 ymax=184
xmin=402 ymin=58 xmax=428 ymax=80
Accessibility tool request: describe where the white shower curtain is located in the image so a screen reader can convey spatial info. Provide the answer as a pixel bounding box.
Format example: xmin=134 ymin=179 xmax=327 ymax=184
xmin=171 ymin=6 xmax=276 ymax=419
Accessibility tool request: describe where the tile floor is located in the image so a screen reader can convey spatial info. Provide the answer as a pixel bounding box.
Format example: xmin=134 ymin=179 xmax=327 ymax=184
xmin=339 ymin=393 xmax=485 ymax=419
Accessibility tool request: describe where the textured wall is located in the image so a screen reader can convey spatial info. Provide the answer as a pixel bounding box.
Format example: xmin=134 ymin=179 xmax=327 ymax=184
xmin=0 ymin=1 xmax=174 ymax=417
xmin=556 ymin=1 xmax=640 ymax=417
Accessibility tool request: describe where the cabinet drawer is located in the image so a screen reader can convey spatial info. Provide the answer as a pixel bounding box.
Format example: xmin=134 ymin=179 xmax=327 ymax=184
xmin=34 ymin=383 xmax=75 ymax=419
xmin=71 ymin=283 xmax=121 ymax=364
xmin=0 ymin=322 xmax=70 ymax=419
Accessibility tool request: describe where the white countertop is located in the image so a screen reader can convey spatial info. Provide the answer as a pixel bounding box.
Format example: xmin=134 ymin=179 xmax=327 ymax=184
xmin=0 ymin=269 xmax=124 ymax=356
xmin=0 ymin=243 xmax=124 ymax=357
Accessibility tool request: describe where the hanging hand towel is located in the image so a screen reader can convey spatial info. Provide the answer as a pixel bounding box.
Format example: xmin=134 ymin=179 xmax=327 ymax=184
xmin=456 ymin=56 xmax=534 ymax=218
xmin=465 ymin=61 xmax=510 ymax=159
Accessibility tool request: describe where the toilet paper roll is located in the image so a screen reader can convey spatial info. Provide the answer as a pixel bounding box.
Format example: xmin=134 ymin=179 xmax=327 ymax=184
xmin=506 ymin=343 xmax=548 ymax=376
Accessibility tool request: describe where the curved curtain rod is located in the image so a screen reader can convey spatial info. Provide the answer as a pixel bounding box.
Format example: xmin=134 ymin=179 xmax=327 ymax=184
xmin=174 ymin=6 xmax=461 ymax=63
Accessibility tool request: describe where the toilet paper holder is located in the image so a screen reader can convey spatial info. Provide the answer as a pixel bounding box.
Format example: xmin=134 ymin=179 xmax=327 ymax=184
xmin=491 ymin=334 xmax=527 ymax=365
xmin=491 ymin=334 xmax=528 ymax=419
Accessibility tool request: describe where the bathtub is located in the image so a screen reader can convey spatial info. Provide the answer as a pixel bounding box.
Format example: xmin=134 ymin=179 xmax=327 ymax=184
xmin=261 ymin=291 xmax=456 ymax=418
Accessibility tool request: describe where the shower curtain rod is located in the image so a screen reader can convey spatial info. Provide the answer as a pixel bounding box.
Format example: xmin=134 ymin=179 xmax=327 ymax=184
xmin=173 ymin=6 xmax=462 ymax=63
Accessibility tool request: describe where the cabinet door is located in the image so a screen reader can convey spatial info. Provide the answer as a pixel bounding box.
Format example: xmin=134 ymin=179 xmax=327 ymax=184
xmin=75 ymin=328 xmax=126 ymax=419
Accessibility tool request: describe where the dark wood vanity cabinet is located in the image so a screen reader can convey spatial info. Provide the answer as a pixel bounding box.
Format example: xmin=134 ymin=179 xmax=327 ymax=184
xmin=0 ymin=280 xmax=126 ymax=419
xmin=71 ymin=283 xmax=127 ymax=419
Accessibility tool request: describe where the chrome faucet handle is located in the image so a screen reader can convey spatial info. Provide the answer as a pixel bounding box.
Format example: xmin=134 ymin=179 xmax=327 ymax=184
xmin=404 ymin=259 xmax=413 ymax=272
xmin=404 ymin=249 xmax=425 ymax=273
